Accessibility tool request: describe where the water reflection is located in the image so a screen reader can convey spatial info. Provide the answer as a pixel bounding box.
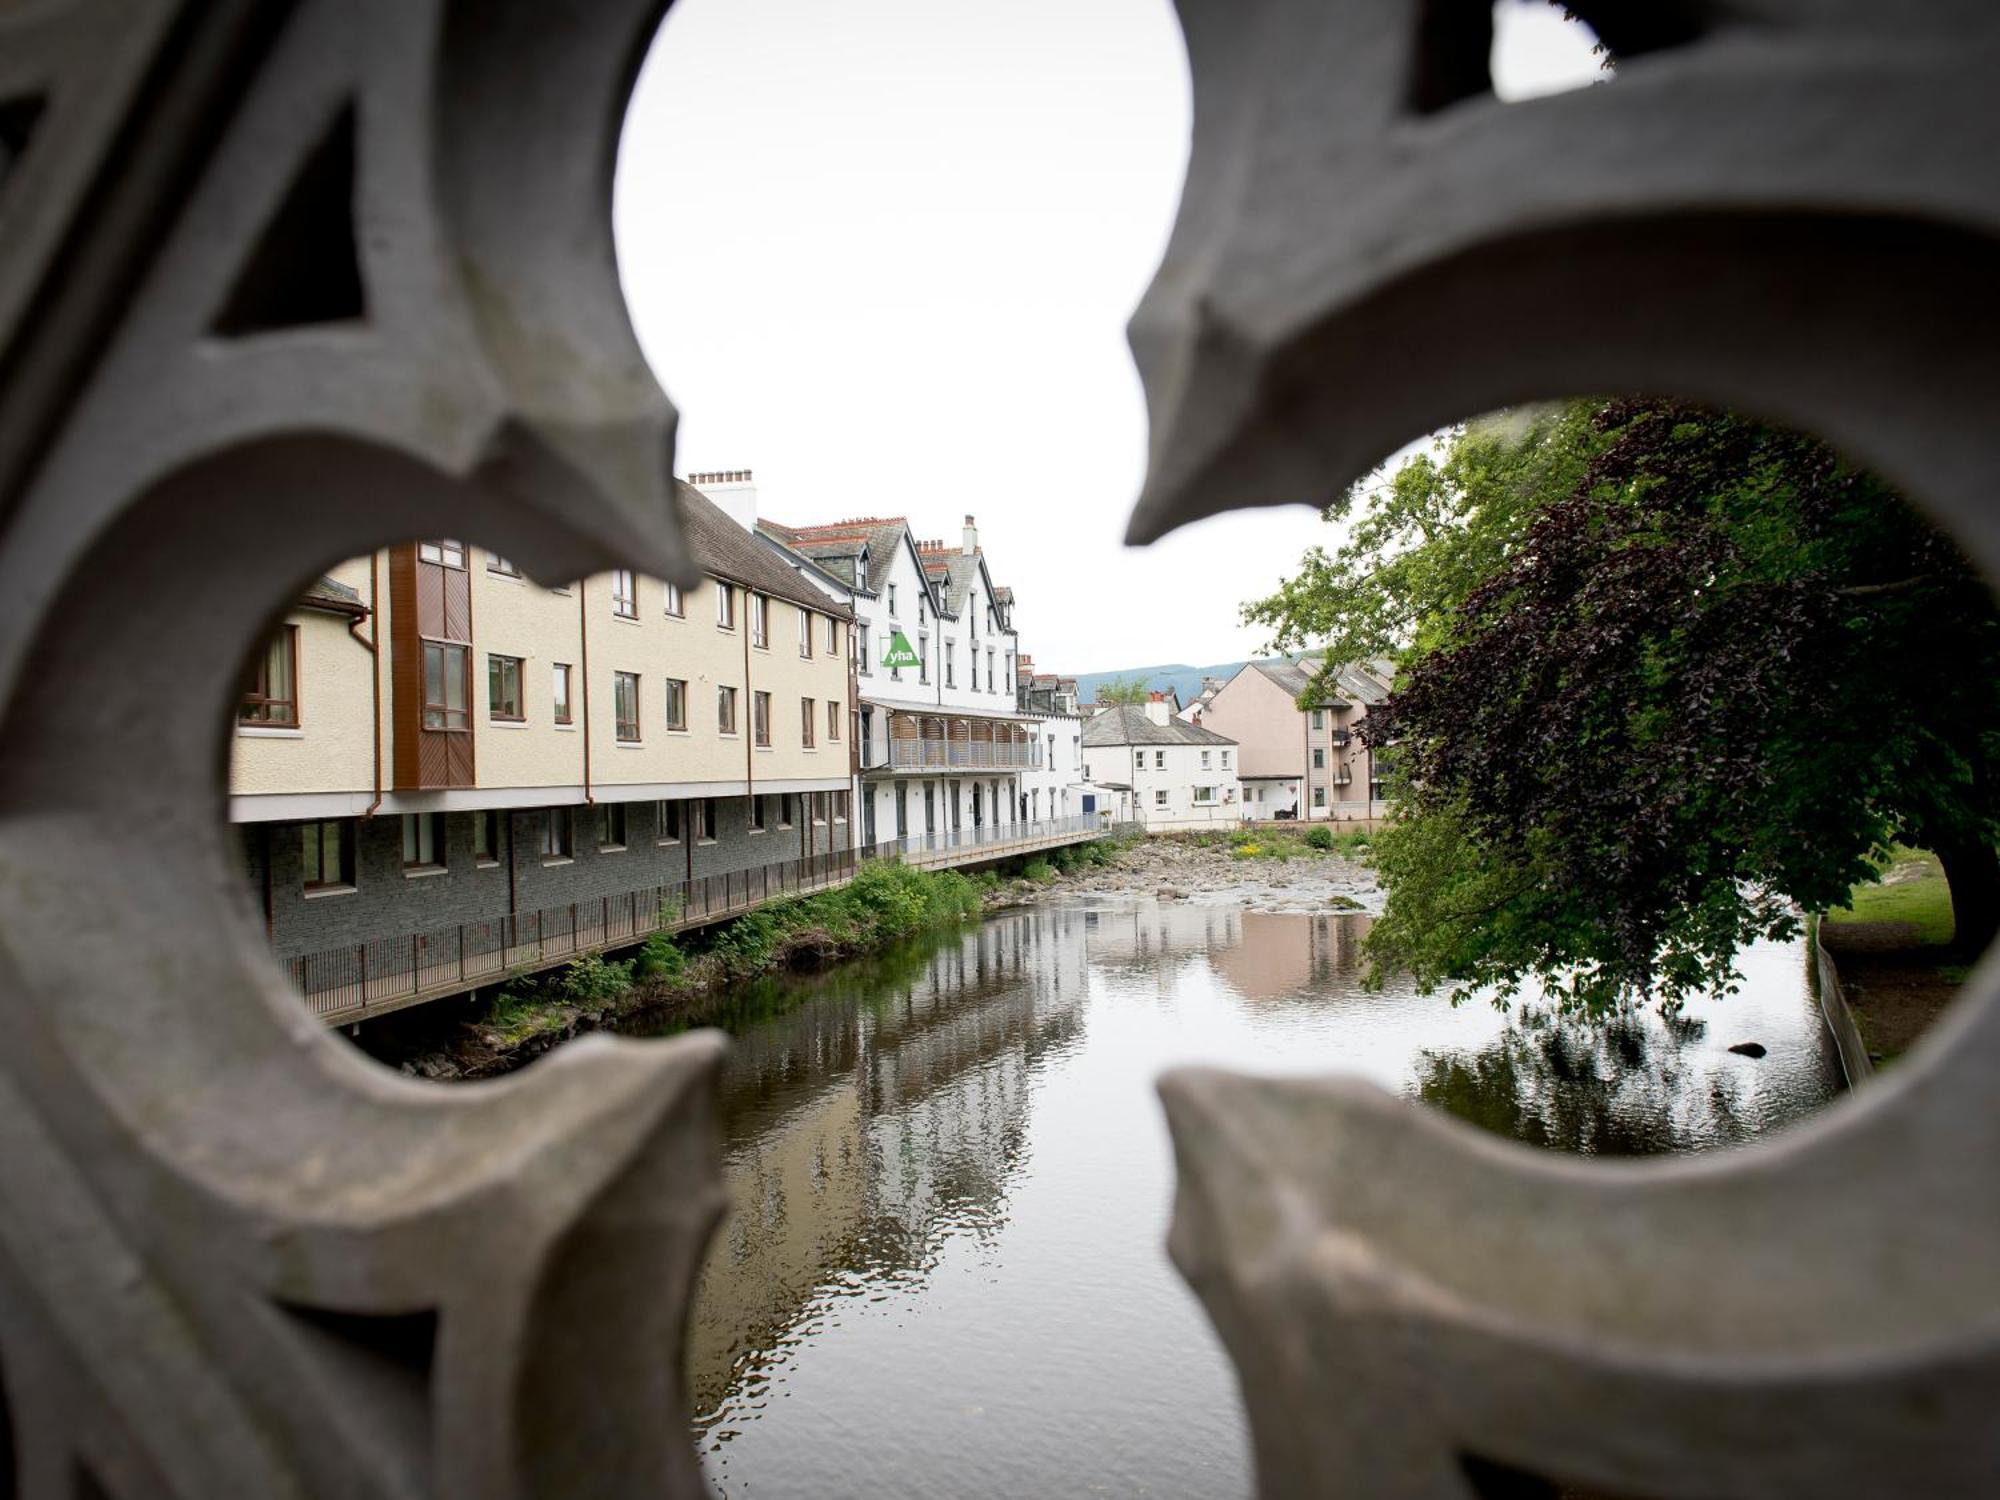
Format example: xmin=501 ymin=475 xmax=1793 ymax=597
xmin=649 ymin=898 xmax=1837 ymax=1498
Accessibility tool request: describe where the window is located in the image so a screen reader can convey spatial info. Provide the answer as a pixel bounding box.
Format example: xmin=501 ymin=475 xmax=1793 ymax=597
xmin=301 ymin=819 xmax=353 ymax=891
xmin=656 ymin=799 xmax=683 ymax=844
xmin=753 ymin=690 xmax=772 ymax=747
xmin=1133 ymin=750 xmax=1144 ymax=770
xmin=664 ymin=677 xmax=687 ymax=731
xmin=1312 ymin=748 xmax=1325 ymax=769
xmin=1222 ymin=750 xmax=1231 ymax=768
xmin=919 ymin=598 xmax=928 ymax=627
xmin=487 ymin=553 xmax=520 ymax=576
xmin=888 ymin=582 xmax=898 ymax=616
xmin=663 ymin=581 xmax=683 ymax=616
xmin=833 ymin=790 xmax=850 ymax=823
xmin=1200 ymin=749 xmax=1212 ymax=769
xmin=422 ymin=641 xmax=470 ymax=730
xmin=717 ymin=685 xmax=738 ymax=735
xmin=827 ymin=699 xmax=841 ymax=741
xmin=488 ymin=654 xmax=523 ymax=721
xmin=798 ymin=608 xmax=813 ymax=658
xmin=779 ymin=795 xmax=796 ymax=828
xmin=801 ymin=697 xmax=815 ymax=749
xmin=987 ymin=649 xmax=995 ymax=691
xmin=1154 ymin=789 xmax=1169 ymax=808
xmin=944 ymin=642 xmax=955 ymax=688
xmin=597 ymin=803 xmax=626 ymax=850
xmin=1313 ymin=786 xmax=1327 ymax=808
xmin=401 ymin=812 xmax=444 ymax=870
xmin=613 ymin=671 xmax=640 ymax=742
xmin=1311 ymin=708 xmax=1324 ymax=730
xmin=749 ymin=795 xmax=767 ymax=833
xmin=812 ymin=792 xmax=827 ymax=825
xmin=472 ymin=810 xmax=499 ymax=866
xmin=1194 ymin=786 xmax=1217 ymax=805
xmin=611 ymin=569 xmax=637 ymax=618
xmin=716 ymin=583 xmax=736 ymax=630
xmin=1155 ymin=750 xmax=1166 ymax=769
xmin=751 ymin=592 xmax=769 ymax=648
xmin=419 ymin=539 xmax=464 ymax=568
xmin=541 ymin=808 xmax=573 ymax=861
xmin=694 ymin=797 xmax=717 ymax=843
xmin=858 ymin=622 xmax=871 ymax=674
xmin=241 ymin=627 xmax=298 ymax=725
xmin=553 ymin=663 xmax=573 ymax=725
xmin=919 ymin=635 xmax=930 ymax=684
xmin=826 ymin=615 xmax=839 ymax=653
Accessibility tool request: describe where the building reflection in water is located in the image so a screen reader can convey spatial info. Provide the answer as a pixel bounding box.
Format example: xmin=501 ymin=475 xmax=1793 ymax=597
xmin=652 ymin=896 xmax=1837 ymax=1493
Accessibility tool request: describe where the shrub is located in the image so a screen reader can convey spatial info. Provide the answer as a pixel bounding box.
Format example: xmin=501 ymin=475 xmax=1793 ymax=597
xmin=1023 ymin=858 xmax=1058 ymax=883
xmin=1305 ymin=825 xmax=1335 ymax=851
xmin=552 ymin=952 xmax=635 ymax=1004
xmin=635 ymin=932 xmax=687 ymax=980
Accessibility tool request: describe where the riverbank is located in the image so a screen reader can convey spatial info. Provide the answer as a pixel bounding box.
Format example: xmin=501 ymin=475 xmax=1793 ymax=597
xmin=1820 ymin=848 xmax=1965 ymax=1065
xmin=357 ymin=830 xmax=1380 ymax=1079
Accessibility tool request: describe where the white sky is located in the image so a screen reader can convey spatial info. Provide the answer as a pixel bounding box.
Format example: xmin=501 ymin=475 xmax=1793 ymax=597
xmin=615 ymin=0 xmax=1600 ymax=671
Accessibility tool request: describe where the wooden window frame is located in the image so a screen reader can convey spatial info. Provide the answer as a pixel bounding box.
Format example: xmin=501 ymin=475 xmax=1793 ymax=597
xmin=664 ymin=676 xmax=687 ymax=732
xmin=801 ymin=696 xmax=815 ymax=749
xmin=401 ymin=811 xmax=445 ymax=872
xmin=553 ymin=662 xmax=573 ymax=725
xmin=240 ymin=625 xmax=300 ymax=726
xmin=301 ymin=818 xmax=353 ymax=892
xmin=419 ymin=539 xmax=466 ymax=569
xmin=422 ymin=640 xmax=471 ymax=731
xmin=753 ymin=690 xmax=772 ymax=748
xmin=717 ymin=684 xmax=738 ymax=737
xmin=487 ymin=653 xmax=525 ymax=722
xmin=827 ymin=698 xmax=841 ymax=742
xmin=613 ymin=671 xmax=641 ymax=743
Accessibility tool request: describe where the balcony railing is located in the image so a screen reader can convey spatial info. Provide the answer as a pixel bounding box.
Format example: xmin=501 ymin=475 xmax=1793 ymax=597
xmin=864 ymin=812 xmax=1122 ymax=861
xmin=861 ymin=738 xmax=1044 ymax=771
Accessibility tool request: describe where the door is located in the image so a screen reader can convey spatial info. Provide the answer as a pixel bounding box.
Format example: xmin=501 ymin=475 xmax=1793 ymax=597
xmin=949 ymin=781 xmax=961 ymax=831
xmin=865 ymin=789 xmax=878 ymax=846
xmin=972 ymin=782 xmax=983 ymax=829
xmin=896 ymin=783 xmax=908 ymax=839
xmin=923 ymin=783 xmax=935 ymax=836
xmin=1082 ymin=794 xmax=1096 ymax=815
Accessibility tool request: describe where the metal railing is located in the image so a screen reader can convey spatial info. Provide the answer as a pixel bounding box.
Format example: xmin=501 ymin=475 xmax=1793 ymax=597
xmin=287 ymin=847 xmax=859 ymax=1021
xmin=861 ymin=738 xmax=1044 ymax=771
xmin=285 ymin=814 xmax=1124 ymax=1022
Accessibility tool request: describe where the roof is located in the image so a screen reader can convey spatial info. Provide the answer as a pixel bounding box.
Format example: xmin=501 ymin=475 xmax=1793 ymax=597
xmin=1252 ymin=654 xmax=1392 ymax=706
xmin=299 ymin=574 xmax=367 ymax=617
xmin=758 ymin=516 xmax=911 ymax=595
xmin=681 ymin=482 xmax=852 ymax=620
xmin=1082 ymin=705 xmax=1239 ymax=749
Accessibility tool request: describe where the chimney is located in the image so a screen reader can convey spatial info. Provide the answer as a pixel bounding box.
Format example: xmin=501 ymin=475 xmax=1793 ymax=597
xmin=1144 ymin=695 xmax=1170 ymax=726
xmin=689 ymin=468 xmax=759 ymax=532
xmin=962 ymin=514 xmax=978 ymax=556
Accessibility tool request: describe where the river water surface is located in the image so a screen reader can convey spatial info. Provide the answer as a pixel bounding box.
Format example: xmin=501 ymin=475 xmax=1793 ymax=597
xmin=653 ymin=897 xmax=1840 ymax=1498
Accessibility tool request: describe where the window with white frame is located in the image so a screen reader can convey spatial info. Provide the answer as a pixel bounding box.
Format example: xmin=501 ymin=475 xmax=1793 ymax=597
xmin=798 ymin=607 xmax=813 ymax=658
xmin=418 ymin=539 xmax=465 ymax=569
xmin=1155 ymin=750 xmax=1166 ymax=769
xmin=858 ymin=622 xmax=871 ymax=673
xmin=750 ymin=592 xmax=769 ymax=648
xmin=826 ymin=615 xmax=839 ymax=653
xmin=611 ymin=569 xmax=636 ymax=618
xmin=1200 ymin=749 xmax=1211 ymax=769
xmin=663 ymin=580 xmax=683 ymax=616
xmin=716 ymin=582 xmax=735 ymax=630
xmin=1193 ymin=786 xmax=1217 ymax=805
xmin=1154 ymin=789 xmax=1169 ymax=808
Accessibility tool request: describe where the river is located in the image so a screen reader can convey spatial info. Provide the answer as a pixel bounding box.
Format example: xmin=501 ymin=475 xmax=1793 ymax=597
xmin=643 ymin=896 xmax=1841 ymax=1498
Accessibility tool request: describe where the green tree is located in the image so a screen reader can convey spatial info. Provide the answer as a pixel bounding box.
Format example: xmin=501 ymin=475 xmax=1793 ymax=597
xmin=1093 ymin=674 xmax=1154 ymax=706
xmin=1249 ymin=399 xmax=2000 ymax=1012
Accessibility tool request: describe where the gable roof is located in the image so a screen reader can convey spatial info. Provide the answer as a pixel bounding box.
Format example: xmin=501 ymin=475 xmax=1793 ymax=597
xmin=1082 ymin=704 xmax=1238 ymax=748
xmin=1252 ymin=654 xmax=1392 ymax=706
xmin=681 ymin=481 xmax=851 ymax=619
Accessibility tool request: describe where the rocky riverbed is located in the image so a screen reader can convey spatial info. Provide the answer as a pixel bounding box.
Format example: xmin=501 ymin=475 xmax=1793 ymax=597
xmin=1044 ymin=831 xmax=1381 ymax=915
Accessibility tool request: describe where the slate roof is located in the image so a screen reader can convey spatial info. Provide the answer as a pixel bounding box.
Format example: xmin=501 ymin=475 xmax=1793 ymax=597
xmin=1082 ymin=705 xmax=1239 ymax=749
xmin=299 ymin=574 xmax=367 ymax=617
xmin=1253 ymin=654 xmax=1392 ymax=706
xmin=681 ymin=481 xmax=852 ymax=619
xmin=758 ymin=516 xmax=911 ymax=595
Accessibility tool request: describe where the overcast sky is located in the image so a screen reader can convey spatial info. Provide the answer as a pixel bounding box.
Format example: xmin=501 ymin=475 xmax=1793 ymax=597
xmin=615 ymin=0 xmax=1600 ymax=672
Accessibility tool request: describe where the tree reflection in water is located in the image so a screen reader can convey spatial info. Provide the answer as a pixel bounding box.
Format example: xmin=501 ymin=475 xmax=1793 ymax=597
xmin=1411 ymin=1005 xmax=1754 ymax=1156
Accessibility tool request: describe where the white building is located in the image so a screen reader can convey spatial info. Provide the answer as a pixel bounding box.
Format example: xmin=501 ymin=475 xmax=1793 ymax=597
xmin=1081 ymin=697 xmax=1242 ymax=831
xmin=759 ymin=513 xmax=1039 ymax=849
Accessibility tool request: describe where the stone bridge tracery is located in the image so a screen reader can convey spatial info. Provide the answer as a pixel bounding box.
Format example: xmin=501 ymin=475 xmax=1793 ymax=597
xmin=0 ymin=0 xmax=1995 ymax=1496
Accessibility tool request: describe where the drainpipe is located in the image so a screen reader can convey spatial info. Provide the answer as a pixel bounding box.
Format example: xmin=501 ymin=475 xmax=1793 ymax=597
xmin=355 ymin=550 xmax=382 ymax=819
xmin=579 ymin=579 xmax=593 ymax=806
xmin=741 ymin=584 xmax=754 ymax=827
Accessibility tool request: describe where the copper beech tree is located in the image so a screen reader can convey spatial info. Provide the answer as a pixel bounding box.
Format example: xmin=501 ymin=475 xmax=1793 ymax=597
xmin=1252 ymin=400 xmax=2000 ymax=1012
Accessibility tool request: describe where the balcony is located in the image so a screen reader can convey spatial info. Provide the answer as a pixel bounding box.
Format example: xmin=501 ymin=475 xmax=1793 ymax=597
xmin=862 ymin=737 xmax=1044 ymax=771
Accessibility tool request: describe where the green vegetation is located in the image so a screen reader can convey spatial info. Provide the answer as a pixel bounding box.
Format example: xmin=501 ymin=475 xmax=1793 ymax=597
xmin=480 ymin=861 xmax=987 ymax=1046
xmin=1305 ymin=825 xmax=1336 ymax=851
xmin=1022 ymin=858 xmax=1059 ymax=883
xmin=1826 ymin=848 xmax=1955 ymax=947
xmin=1093 ymin=675 xmax=1154 ymax=706
xmin=1250 ymin=398 xmax=2000 ymax=1014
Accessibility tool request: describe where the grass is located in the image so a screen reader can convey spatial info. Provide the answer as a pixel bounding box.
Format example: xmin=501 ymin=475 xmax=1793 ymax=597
xmin=1824 ymin=847 xmax=1955 ymax=947
xmin=1208 ymin=825 xmax=1374 ymax=863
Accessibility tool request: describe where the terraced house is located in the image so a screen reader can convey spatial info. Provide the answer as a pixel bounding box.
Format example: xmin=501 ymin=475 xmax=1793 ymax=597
xmin=231 ymin=480 xmax=856 ymax=1019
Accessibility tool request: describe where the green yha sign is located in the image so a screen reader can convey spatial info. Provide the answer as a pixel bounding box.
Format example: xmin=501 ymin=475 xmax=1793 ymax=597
xmin=881 ymin=629 xmax=921 ymax=669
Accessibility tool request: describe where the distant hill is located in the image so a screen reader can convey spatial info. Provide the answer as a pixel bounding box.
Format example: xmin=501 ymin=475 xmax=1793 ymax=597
xmin=1072 ymin=659 xmax=1278 ymax=706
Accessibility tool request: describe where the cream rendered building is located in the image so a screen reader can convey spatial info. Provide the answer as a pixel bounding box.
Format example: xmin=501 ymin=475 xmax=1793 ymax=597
xmin=231 ymin=481 xmax=857 ymax=995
